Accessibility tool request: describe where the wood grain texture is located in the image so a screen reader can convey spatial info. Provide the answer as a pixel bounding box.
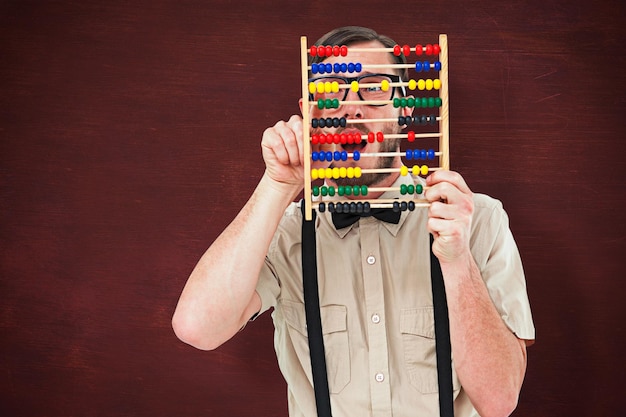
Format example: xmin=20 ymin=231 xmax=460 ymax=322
xmin=1 ymin=0 xmax=625 ymax=415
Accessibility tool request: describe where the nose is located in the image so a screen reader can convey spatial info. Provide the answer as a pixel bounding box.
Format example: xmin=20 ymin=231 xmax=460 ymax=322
xmin=342 ymin=88 xmax=363 ymax=119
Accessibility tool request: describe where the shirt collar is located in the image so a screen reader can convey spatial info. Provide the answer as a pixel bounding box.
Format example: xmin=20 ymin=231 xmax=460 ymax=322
xmin=317 ymin=173 xmax=424 ymax=238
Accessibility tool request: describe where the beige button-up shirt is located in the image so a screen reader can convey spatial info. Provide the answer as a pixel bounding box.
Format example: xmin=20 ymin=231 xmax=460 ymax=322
xmin=256 ymin=174 xmax=535 ymax=417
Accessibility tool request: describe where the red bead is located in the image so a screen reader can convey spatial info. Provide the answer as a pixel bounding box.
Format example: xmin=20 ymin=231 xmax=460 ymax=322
xmin=333 ymin=134 xmax=340 ymax=144
xmin=340 ymin=133 xmax=347 ymax=144
xmin=425 ymin=44 xmax=433 ymax=55
xmin=376 ymin=132 xmax=384 ymax=142
xmin=311 ymin=134 xmax=319 ymax=145
xmin=354 ymin=133 xmax=362 ymax=144
xmin=310 ymin=46 xmax=318 ymax=56
xmin=433 ymin=44 xmax=441 ymax=55
xmin=317 ymin=46 xmax=325 ymax=57
xmin=368 ymin=132 xmax=375 ymax=143
xmin=415 ymin=44 xmax=423 ymax=55
xmin=393 ymin=45 xmax=401 ymax=56
xmin=333 ymin=45 xmax=340 ymax=56
xmin=340 ymin=45 xmax=348 ymax=56
xmin=403 ymin=44 xmax=411 ymax=56
xmin=325 ymin=45 xmax=333 ymax=57
xmin=346 ymin=133 xmax=354 ymax=144
xmin=407 ymin=131 xmax=415 ymax=142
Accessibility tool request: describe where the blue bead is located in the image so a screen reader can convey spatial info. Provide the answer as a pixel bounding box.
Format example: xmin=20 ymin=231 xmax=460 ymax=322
xmin=420 ymin=149 xmax=427 ymax=159
xmin=355 ymin=63 xmax=362 ymax=72
xmin=312 ymin=151 xmax=319 ymax=161
xmin=325 ymin=63 xmax=332 ymax=73
xmin=341 ymin=63 xmax=347 ymax=73
xmin=334 ymin=63 xmax=341 ymax=73
xmin=434 ymin=61 xmax=441 ymax=71
xmin=341 ymin=151 xmax=348 ymax=161
xmin=326 ymin=151 xmax=333 ymax=161
xmin=428 ymin=149 xmax=435 ymax=159
xmin=424 ymin=60 xmax=431 ymax=71
xmin=353 ymin=151 xmax=360 ymax=161
xmin=311 ymin=63 xmax=319 ymax=74
xmin=347 ymin=63 xmax=355 ymax=73
xmin=413 ymin=150 xmax=420 ymax=159
xmin=334 ymin=151 xmax=341 ymax=161
xmin=415 ymin=62 xmax=423 ymax=72
xmin=405 ymin=149 xmax=413 ymax=160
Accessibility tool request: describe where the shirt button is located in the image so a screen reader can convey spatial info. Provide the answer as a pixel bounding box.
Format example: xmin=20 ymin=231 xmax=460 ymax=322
xmin=371 ymin=314 xmax=380 ymax=324
xmin=366 ymin=255 xmax=376 ymax=265
xmin=375 ymin=372 xmax=385 ymax=382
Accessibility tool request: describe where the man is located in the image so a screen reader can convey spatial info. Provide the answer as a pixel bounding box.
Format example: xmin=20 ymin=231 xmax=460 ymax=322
xmin=173 ymin=26 xmax=535 ymax=417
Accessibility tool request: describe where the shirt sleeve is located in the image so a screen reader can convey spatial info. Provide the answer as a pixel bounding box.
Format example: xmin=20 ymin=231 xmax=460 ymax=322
xmin=254 ymin=256 xmax=280 ymax=318
xmin=471 ymin=194 xmax=536 ymax=341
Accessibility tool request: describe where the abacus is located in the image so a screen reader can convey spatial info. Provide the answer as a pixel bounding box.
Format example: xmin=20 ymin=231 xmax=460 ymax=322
xmin=300 ymin=35 xmax=449 ymax=221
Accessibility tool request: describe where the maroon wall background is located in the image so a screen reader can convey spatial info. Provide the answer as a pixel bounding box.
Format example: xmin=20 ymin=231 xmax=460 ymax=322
xmin=2 ymin=0 xmax=625 ymax=415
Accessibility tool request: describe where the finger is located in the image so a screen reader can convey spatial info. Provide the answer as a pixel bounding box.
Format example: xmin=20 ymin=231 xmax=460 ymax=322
xmin=426 ymin=170 xmax=472 ymax=195
xmin=273 ymin=120 xmax=301 ymax=167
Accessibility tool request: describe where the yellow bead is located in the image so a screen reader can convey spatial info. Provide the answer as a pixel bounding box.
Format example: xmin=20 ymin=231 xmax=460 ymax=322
xmin=317 ymin=82 xmax=325 ymax=94
xmin=354 ymin=167 xmax=362 ymax=178
xmin=347 ymin=167 xmax=354 ymax=178
xmin=426 ymin=79 xmax=433 ymax=90
xmin=421 ymin=165 xmax=429 ymax=176
xmin=332 ymin=167 xmax=340 ymax=179
xmin=400 ymin=166 xmax=409 ymax=176
xmin=309 ymin=82 xmax=317 ymax=95
xmin=331 ymin=81 xmax=340 ymax=93
xmin=339 ymin=167 xmax=347 ymax=178
xmin=408 ymin=79 xmax=417 ymax=90
xmin=381 ymin=79 xmax=389 ymax=91
xmin=325 ymin=167 xmax=332 ymax=178
xmin=412 ymin=165 xmax=419 ymax=175
xmin=311 ymin=169 xmax=319 ymax=180
xmin=318 ymin=168 xmax=325 ymax=179
xmin=324 ymin=81 xmax=332 ymax=93
xmin=417 ymin=79 xmax=426 ymax=90
xmin=433 ymin=79 xmax=441 ymax=90
xmin=351 ymin=81 xmax=359 ymax=92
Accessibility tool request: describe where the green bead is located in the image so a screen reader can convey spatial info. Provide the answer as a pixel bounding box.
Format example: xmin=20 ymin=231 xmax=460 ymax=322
xmin=393 ymin=97 xmax=401 ymax=108
xmin=435 ymin=97 xmax=442 ymax=107
xmin=321 ymin=186 xmax=328 ymax=196
xmin=318 ymin=99 xmax=325 ymax=109
xmin=328 ymin=186 xmax=335 ymax=196
xmin=416 ymin=184 xmax=423 ymax=194
xmin=421 ymin=97 xmax=428 ymax=107
xmin=361 ymin=185 xmax=368 ymax=196
xmin=407 ymin=184 xmax=415 ymax=194
xmin=400 ymin=184 xmax=407 ymax=195
xmin=428 ymin=97 xmax=435 ymax=108
xmin=352 ymin=185 xmax=360 ymax=196
xmin=400 ymin=98 xmax=407 ymax=107
xmin=338 ymin=186 xmax=345 ymax=196
xmin=332 ymin=98 xmax=339 ymax=108
xmin=407 ymin=97 xmax=415 ymax=107
xmin=312 ymin=186 xmax=320 ymax=196
xmin=344 ymin=186 xmax=352 ymax=196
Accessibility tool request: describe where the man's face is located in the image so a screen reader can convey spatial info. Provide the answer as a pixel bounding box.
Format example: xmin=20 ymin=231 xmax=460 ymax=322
xmin=309 ymin=40 xmax=412 ymax=187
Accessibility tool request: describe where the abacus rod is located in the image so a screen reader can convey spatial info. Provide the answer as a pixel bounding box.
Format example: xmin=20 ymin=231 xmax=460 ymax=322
xmin=309 ymin=63 xmax=438 ymax=70
xmin=312 ymin=200 xmax=432 ymax=208
xmin=338 ymin=46 xmax=439 ymax=53
xmin=358 ymin=167 xmax=444 ymax=174
xmin=312 ymin=132 xmax=441 ymax=140
xmin=301 ymin=36 xmax=313 ymax=221
xmin=348 ymin=151 xmax=443 ymax=158
xmin=344 ymin=117 xmax=441 ymax=124
xmin=312 ymin=80 xmax=440 ymax=89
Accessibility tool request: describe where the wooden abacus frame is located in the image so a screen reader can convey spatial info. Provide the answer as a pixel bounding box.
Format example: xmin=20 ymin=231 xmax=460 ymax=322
xmin=300 ymin=35 xmax=449 ymax=221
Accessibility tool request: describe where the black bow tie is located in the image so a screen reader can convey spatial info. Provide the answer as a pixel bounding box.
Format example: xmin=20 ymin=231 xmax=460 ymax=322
xmin=331 ymin=208 xmax=401 ymax=229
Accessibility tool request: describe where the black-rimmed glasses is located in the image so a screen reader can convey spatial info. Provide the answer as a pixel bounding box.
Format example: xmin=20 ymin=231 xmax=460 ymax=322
xmin=308 ymin=73 xmax=404 ymax=106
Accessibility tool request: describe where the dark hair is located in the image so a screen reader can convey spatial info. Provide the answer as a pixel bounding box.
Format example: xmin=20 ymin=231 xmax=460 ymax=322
xmin=309 ymin=26 xmax=408 ymax=80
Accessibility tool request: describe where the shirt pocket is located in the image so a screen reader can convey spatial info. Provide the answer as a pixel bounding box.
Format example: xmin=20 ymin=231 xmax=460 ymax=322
xmin=282 ymin=301 xmax=351 ymax=394
xmin=400 ymin=307 xmax=460 ymax=394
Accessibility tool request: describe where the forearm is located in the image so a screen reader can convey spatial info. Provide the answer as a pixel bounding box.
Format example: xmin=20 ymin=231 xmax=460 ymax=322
xmin=172 ymin=173 xmax=300 ymax=350
xmin=442 ymin=253 xmax=527 ymax=417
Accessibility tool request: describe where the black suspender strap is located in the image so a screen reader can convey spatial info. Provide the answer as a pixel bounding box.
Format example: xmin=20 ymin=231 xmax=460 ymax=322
xmin=301 ymin=207 xmax=333 ymax=417
xmin=430 ymin=234 xmax=455 ymax=417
